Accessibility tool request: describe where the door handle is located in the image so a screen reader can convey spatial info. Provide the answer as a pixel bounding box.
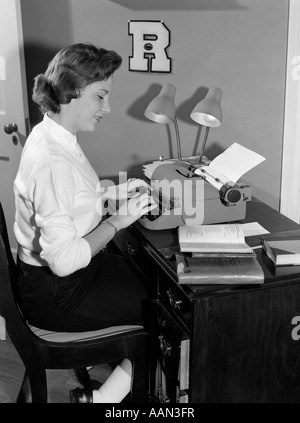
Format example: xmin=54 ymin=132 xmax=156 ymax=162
xmin=4 ymin=123 xmax=18 ymax=134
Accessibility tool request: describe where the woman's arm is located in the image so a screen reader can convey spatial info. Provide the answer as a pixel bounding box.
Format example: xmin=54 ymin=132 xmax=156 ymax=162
xmin=84 ymin=191 xmax=157 ymax=256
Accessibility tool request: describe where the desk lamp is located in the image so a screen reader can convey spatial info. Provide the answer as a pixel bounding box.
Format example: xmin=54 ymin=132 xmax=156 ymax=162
xmin=190 ymin=87 xmax=223 ymax=164
xmin=144 ymin=83 xmax=182 ymax=161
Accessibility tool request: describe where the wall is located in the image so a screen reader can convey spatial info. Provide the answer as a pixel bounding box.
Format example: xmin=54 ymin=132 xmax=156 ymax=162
xmin=21 ymin=0 xmax=289 ymax=210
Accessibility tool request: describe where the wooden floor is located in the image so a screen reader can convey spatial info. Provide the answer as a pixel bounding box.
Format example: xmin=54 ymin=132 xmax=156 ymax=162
xmin=0 ymin=335 xmax=112 ymax=403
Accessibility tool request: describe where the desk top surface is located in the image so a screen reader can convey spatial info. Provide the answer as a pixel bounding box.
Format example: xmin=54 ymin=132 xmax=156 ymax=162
xmin=132 ymin=198 xmax=300 ymax=295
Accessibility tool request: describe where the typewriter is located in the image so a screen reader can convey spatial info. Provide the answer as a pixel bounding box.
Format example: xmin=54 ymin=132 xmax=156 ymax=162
xmin=139 ymin=157 xmax=252 ymax=230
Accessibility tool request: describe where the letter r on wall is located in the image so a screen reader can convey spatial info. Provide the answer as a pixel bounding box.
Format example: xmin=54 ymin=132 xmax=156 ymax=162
xmin=129 ymin=20 xmax=171 ymax=73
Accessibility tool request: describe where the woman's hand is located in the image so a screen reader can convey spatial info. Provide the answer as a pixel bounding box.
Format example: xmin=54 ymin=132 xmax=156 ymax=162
xmin=100 ymin=178 xmax=151 ymax=201
xmin=109 ymin=191 xmax=157 ymax=231
xmin=125 ymin=178 xmax=151 ymax=200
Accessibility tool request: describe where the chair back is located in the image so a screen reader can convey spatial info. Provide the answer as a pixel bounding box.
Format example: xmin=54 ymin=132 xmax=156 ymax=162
xmin=0 ymin=202 xmax=16 ymax=271
xmin=0 ymin=202 xmax=38 ymax=355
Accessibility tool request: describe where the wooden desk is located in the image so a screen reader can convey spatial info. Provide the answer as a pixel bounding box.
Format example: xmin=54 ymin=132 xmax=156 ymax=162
xmin=113 ymin=198 xmax=300 ymax=403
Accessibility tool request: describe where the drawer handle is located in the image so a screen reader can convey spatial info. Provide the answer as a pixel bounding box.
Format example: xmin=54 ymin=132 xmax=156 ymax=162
xmin=167 ymin=289 xmax=182 ymax=310
xmin=125 ymin=240 xmax=138 ymax=256
xmin=159 ymin=335 xmax=172 ymax=356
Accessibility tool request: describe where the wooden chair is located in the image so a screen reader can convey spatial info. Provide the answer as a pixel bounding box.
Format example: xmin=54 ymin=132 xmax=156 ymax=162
xmin=0 ymin=202 xmax=148 ymax=403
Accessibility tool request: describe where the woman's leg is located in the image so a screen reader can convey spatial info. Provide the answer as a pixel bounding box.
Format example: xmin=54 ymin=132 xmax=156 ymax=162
xmin=92 ymin=359 xmax=132 ymax=403
xmin=18 ymin=252 xmax=148 ymax=332
xmin=67 ymin=253 xmax=148 ymax=331
xmin=70 ymin=359 xmax=133 ymax=403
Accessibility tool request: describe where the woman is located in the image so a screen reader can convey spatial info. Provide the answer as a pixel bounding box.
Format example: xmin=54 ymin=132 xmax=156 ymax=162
xmin=13 ymin=43 xmax=156 ymax=403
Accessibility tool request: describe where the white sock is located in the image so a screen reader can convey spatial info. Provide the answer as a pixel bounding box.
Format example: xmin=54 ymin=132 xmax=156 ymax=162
xmin=92 ymin=362 xmax=132 ymax=403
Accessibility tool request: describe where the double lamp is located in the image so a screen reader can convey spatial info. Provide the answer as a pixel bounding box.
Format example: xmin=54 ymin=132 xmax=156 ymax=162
xmin=144 ymin=83 xmax=223 ymax=164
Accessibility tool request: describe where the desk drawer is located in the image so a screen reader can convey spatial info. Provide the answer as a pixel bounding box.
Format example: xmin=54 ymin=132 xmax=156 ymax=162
xmin=150 ymin=300 xmax=190 ymax=403
xmin=158 ymin=270 xmax=192 ymax=329
xmin=114 ymin=227 xmax=159 ymax=287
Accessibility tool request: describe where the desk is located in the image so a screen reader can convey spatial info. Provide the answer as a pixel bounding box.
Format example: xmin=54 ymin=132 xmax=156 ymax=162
xmin=113 ymin=198 xmax=300 ymax=403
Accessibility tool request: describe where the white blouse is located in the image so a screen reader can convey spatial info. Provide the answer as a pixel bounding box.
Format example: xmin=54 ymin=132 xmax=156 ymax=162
xmin=14 ymin=114 xmax=102 ymax=277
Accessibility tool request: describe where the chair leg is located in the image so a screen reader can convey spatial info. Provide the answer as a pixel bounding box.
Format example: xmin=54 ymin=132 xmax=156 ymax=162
xmin=20 ymin=365 xmax=48 ymax=403
xmin=131 ymin=360 xmax=148 ymax=402
xmin=16 ymin=370 xmax=31 ymax=403
xmin=130 ymin=337 xmax=148 ymax=403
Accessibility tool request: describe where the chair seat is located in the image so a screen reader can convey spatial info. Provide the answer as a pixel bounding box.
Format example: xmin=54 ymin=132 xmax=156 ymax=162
xmin=28 ymin=323 xmax=143 ymax=343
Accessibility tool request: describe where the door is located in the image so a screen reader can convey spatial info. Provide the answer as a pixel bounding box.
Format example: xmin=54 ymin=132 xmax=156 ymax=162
xmin=280 ymin=0 xmax=300 ymax=223
xmin=0 ymin=0 xmax=29 ymax=251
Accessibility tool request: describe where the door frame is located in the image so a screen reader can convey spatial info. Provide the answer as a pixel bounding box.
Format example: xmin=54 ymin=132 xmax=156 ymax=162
xmin=280 ymin=0 xmax=300 ymax=223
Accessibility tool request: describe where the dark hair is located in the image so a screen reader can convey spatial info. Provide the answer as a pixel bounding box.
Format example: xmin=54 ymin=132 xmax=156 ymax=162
xmin=32 ymin=43 xmax=122 ymax=114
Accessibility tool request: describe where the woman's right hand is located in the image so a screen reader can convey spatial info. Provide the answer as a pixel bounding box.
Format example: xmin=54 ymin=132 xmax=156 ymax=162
xmin=109 ymin=191 xmax=157 ymax=231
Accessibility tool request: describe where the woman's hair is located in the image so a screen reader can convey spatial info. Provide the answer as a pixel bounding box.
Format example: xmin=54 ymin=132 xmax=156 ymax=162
xmin=32 ymin=43 xmax=122 ymax=114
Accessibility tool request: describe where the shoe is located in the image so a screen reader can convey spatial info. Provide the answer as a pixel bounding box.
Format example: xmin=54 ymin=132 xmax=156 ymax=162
xmin=69 ymin=387 xmax=93 ymax=403
xmin=73 ymin=368 xmax=102 ymax=390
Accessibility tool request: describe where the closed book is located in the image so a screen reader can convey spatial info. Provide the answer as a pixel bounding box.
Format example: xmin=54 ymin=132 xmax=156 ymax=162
xmin=176 ymin=253 xmax=264 ymax=285
xmin=261 ymin=233 xmax=300 ymax=266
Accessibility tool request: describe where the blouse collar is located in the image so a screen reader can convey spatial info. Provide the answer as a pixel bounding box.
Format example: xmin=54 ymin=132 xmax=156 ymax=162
xmin=43 ymin=113 xmax=80 ymax=155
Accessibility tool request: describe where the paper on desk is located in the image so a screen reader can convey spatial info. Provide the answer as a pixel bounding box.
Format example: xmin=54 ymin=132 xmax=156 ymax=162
xmin=242 ymin=222 xmax=269 ymax=237
xmin=143 ymin=160 xmax=175 ymax=179
xmin=242 ymin=222 xmax=269 ymax=249
xmin=208 ymin=143 xmax=266 ymax=183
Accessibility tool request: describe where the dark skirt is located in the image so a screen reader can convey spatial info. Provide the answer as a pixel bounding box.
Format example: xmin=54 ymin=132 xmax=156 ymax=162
xmin=17 ymin=252 xmax=148 ymax=332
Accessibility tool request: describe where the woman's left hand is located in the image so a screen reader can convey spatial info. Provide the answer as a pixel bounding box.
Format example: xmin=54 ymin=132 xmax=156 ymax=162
xmin=124 ymin=178 xmax=151 ymax=200
xmin=98 ymin=178 xmax=151 ymax=202
xmin=104 ymin=178 xmax=151 ymax=201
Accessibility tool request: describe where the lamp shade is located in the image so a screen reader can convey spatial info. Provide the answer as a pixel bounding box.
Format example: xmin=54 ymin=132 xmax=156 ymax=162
xmin=144 ymin=83 xmax=176 ymax=124
xmin=190 ymin=87 xmax=223 ymax=127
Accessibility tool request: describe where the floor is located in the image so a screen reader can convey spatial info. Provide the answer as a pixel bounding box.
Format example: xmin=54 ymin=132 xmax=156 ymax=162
xmin=0 ymin=335 xmax=112 ymax=403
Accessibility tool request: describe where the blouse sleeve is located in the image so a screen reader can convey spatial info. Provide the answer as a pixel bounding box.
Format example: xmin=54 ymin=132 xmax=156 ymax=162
xmin=33 ymin=159 xmax=92 ymax=277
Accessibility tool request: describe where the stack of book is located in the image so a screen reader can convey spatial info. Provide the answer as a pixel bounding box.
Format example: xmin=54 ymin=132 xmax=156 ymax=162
xmin=176 ymin=223 xmax=264 ymax=285
xmin=261 ymin=231 xmax=300 ymax=266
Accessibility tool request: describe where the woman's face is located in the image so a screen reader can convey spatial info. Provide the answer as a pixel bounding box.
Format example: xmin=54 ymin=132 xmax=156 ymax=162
xmin=70 ymin=76 xmax=114 ymax=134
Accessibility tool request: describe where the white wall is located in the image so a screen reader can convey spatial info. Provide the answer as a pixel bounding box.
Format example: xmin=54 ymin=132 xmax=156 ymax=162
xmin=22 ymin=0 xmax=289 ymax=210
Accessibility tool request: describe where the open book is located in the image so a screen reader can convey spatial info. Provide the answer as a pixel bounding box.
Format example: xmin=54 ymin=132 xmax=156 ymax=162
xmin=178 ymin=223 xmax=253 ymax=255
